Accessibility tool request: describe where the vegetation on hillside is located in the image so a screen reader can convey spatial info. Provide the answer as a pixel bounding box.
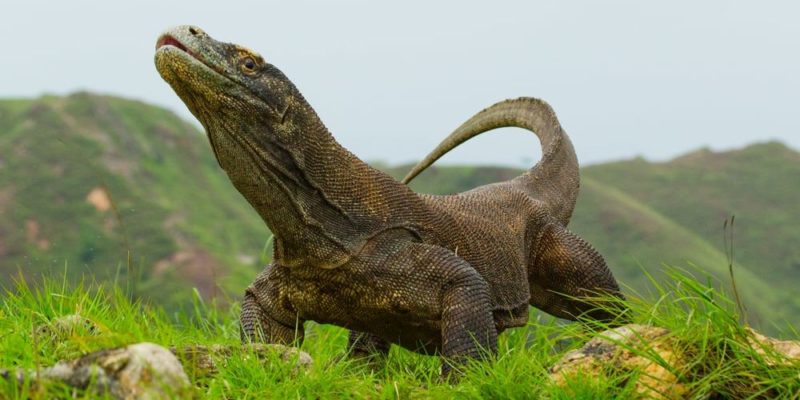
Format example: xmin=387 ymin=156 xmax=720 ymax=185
xmin=0 ymin=93 xmax=268 ymax=307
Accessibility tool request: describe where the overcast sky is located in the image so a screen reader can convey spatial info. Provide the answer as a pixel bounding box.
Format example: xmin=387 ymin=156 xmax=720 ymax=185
xmin=2 ymin=1 xmax=798 ymax=166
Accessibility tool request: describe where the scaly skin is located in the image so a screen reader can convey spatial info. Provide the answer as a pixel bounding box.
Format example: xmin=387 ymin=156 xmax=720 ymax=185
xmin=155 ymin=25 xmax=625 ymax=376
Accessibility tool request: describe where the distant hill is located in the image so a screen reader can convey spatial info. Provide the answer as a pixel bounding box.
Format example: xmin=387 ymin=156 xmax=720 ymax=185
xmin=1 ymin=93 xmax=797 ymax=331
xmin=0 ymin=93 xmax=268 ymax=306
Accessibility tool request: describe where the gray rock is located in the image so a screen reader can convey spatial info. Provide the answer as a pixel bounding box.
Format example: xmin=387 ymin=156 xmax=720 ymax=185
xmin=549 ymin=324 xmax=800 ymax=399
xmin=34 ymin=314 xmax=99 ymax=339
xmin=171 ymin=343 xmax=313 ymax=377
xmin=549 ymin=324 xmax=686 ymax=399
xmin=746 ymin=327 xmax=800 ymax=365
xmin=1 ymin=341 xmax=314 ymax=397
xmin=5 ymin=342 xmax=191 ymax=399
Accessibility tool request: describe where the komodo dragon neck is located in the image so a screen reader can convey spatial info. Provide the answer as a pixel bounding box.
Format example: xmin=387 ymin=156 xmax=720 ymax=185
xmin=213 ymin=103 xmax=410 ymax=268
xmin=154 ymin=27 xmax=421 ymax=269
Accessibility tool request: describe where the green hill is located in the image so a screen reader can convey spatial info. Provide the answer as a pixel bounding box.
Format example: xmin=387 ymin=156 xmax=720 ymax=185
xmin=0 ymin=93 xmax=268 ymax=306
xmin=1 ymin=93 xmax=797 ymax=331
xmin=578 ymin=143 xmax=800 ymax=329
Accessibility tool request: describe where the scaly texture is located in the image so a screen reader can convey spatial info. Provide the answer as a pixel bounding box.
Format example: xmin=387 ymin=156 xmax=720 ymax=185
xmin=155 ymin=25 xmax=625 ymax=376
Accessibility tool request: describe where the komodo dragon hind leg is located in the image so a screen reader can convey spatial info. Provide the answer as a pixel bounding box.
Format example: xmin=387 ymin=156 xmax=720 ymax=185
xmin=528 ymin=223 xmax=628 ymax=324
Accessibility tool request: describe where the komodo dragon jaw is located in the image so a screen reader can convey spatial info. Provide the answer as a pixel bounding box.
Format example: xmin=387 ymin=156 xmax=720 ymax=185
xmin=155 ymin=25 xmax=627 ymax=378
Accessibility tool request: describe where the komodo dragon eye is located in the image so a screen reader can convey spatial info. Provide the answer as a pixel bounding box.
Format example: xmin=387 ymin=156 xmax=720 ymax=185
xmin=241 ymin=57 xmax=258 ymax=74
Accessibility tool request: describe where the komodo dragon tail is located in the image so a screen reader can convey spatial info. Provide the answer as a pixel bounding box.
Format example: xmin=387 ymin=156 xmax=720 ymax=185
xmin=402 ymin=97 xmax=579 ymax=226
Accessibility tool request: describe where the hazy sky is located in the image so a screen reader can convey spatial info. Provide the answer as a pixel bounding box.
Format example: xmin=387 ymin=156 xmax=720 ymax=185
xmin=3 ymin=1 xmax=798 ymax=166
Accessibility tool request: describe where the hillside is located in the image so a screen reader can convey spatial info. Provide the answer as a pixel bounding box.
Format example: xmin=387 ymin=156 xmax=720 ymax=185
xmin=1 ymin=93 xmax=797 ymax=332
xmin=0 ymin=93 xmax=268 ymax=306
xmin=580 ymin=143 xmax=800 ymax=328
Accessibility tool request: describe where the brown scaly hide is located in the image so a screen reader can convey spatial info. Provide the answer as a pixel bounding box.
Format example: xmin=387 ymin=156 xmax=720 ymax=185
xmin=155 ymin=25 xmax=625 ymax=376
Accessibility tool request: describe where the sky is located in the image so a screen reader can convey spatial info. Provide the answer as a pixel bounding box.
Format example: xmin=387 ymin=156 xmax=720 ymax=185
xmin=2 ymin=1 xmax=798 ymax=167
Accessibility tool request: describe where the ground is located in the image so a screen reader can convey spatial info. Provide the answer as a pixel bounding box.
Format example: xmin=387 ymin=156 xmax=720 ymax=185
xmin=1 ymin=268 xmax=798 ymax=399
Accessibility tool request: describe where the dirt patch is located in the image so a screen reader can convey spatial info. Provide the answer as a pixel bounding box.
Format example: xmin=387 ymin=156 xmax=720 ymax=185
xmin=0 ymin=225 xmax=8 ymax=257
xmin=161 ymin=213 xmax=194 ymax=250
xmin=25 ymin=219 xmax=39 ymax=243
xmin=0 ymin=188 xmax=15 ymax=257
xmin=24 ymin=219 xmax=49 ymax=250
xmin=102 ymin=156 xmax=138 ymax=179
xmin=51 ymin=163 xmax=66 ymax=177
xmin=0 ymin=187 xmax=15 ymax=214
xmin=153 ymin=248 xmax=225 ymax=300
xmin=86 ymin=187 xmax=111 ymax=212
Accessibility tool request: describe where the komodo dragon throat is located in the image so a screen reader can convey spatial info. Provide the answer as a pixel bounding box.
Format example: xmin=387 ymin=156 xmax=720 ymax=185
xmin=155 ymin=26 xmax=626 ymax=376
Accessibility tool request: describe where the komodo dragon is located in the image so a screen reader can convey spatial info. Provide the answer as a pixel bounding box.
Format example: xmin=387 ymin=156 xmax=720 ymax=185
xmin=155 ymin=25 xmax=625 ymax=375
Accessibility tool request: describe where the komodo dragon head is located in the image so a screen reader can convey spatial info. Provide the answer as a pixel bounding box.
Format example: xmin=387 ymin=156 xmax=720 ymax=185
xmin=154 ymin=25 xmax=420 ymax=269
xmin=154 ymin=26 xmax=310 ymax=164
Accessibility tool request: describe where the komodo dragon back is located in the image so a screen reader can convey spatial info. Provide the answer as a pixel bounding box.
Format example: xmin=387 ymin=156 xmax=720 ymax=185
xmin=402 ymin=97 xmax=579 ymax=226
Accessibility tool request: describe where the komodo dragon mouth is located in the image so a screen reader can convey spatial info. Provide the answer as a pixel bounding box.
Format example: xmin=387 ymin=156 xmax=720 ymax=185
xmin=155 ymin=27 xmax=279 ymax=117
xmin=155 ymin=34 xmax=214 ymax=72
xmin=155 ymin=32 xmax=232 ymax=84
xmin=155 ymin=35 xmax=190 ymax=54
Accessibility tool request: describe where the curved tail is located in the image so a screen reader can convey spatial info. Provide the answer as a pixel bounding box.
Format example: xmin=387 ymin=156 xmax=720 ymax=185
xmin=402 ymin=97 xmax=579 ymax=225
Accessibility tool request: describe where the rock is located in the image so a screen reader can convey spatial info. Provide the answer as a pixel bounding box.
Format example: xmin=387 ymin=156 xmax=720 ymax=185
xmin=2 ymin=339 xmax=313 ymax=397
xmin=5 ymin=342 xmax=191 ymax=399
xmin=549 ymin=324 xmax=687 ymax=399
xmin=171 ymin=343 xmax=312 ymax=377
xmin=549 ymin=324 xmax=800 ymax=398
xmin=34 ymin=314 xmax=99 ymax=339
xmin=746 ymin=327 xmax=800 ymax=365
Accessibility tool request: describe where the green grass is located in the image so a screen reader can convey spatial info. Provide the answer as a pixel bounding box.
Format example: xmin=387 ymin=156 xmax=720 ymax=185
xmin=1 ymin=268 xmax=798 ymax=399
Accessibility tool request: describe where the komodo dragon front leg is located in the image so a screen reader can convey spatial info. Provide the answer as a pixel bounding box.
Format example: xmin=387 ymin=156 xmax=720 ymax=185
xmin=241 ymin=240 xmax=498 ymax=376
xmin=240 ymin=264 xmax=306 ymax=345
